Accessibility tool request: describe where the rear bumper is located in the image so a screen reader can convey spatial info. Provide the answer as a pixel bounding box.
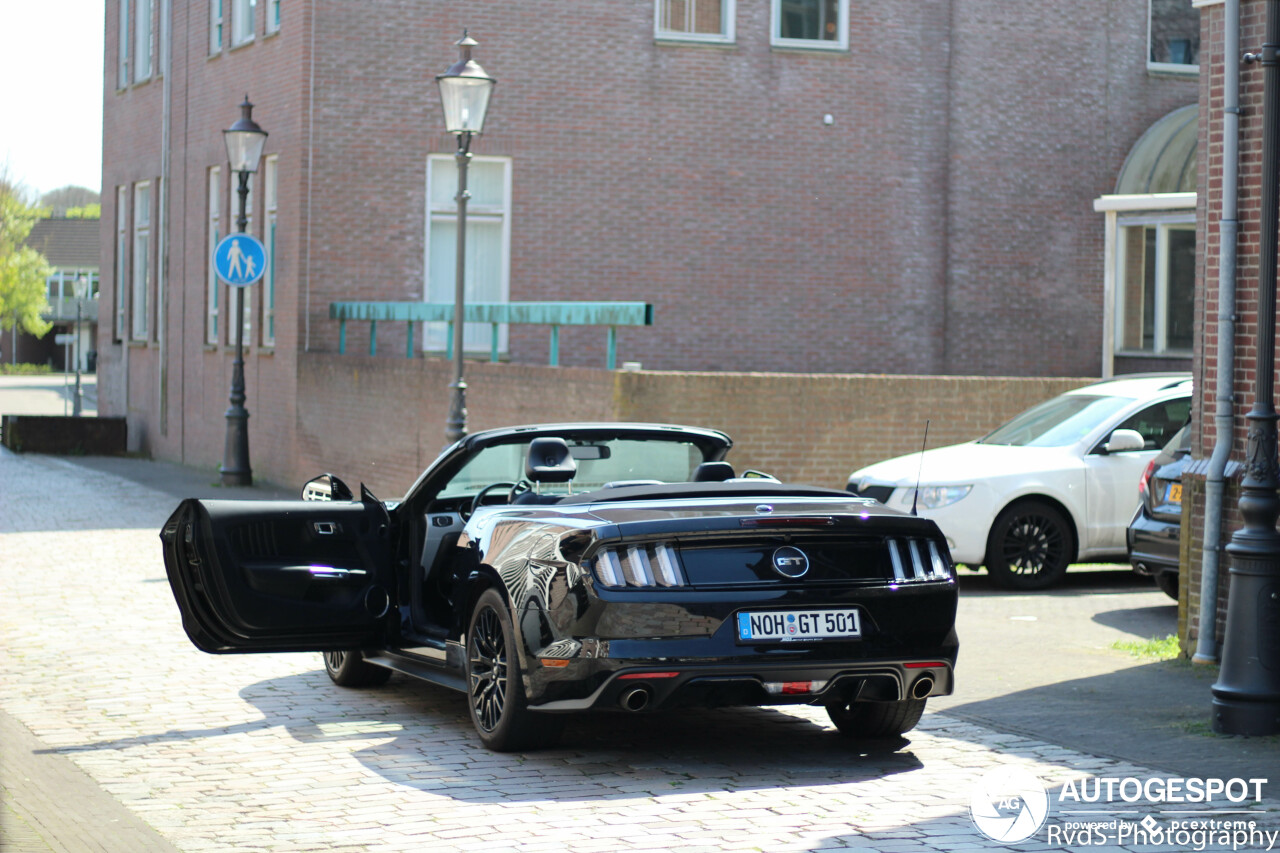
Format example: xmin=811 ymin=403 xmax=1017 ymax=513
xmin=1126 ymin=506 xmax=1180 ymax=576
xmin=529 ymin=658 xmax=955 ymax=713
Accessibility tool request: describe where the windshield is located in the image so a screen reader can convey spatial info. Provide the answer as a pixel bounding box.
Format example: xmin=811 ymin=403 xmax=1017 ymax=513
xmin=437 ymin=437 xmax=707 ymax=499
xmin=979 ymin=394 xmax=1133 ymax=447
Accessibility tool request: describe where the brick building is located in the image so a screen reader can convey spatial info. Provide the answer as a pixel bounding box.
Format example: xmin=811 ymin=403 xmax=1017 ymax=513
xmin=1183 ymin=0 xmax=1275 ymax=658
xmin=101 ymin=0 xmax=1196 ymax=472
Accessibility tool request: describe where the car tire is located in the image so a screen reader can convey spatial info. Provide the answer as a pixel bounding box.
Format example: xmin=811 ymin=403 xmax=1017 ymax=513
xmin=466 ymin=588 xmax=564 ymax=752
xmin=322 ymin=650 xmax=393 ymax=687
xmin=985 ymin=500 xmax=1074 ymax=590
xmin=1154 ymin=570 xmax=1179 ymax=600
xmin=826 ymin=698 xmax=926 ymax=738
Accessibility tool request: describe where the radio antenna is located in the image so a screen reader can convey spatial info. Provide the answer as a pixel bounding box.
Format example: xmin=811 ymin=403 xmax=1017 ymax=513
xmin=910 ymin=420 xmax=931 ymax=517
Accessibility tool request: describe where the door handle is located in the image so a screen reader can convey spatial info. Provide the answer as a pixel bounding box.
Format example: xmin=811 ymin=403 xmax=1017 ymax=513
xmin=314 ymin=521 xmax=339 ymax=535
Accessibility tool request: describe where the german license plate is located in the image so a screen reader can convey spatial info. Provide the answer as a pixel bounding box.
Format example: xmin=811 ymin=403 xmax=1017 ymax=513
xmin=1165 ymin=482 xmax=1183 ymax=505
xmin=736 ymin=609 xmax=862 ymax=642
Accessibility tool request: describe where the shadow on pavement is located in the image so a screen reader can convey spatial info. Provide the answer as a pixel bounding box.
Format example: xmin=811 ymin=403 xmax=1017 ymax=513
xmin=938 ymin=659 xmax=1280 ymax=782
xmin=42 ymin=669 xmax=926 ymax=803
xmin=955 ymin=564 xmax=1159 ymax=597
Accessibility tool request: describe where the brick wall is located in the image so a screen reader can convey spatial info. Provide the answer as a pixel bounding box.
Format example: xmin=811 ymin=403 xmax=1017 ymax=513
xmin=99 ymin=0 xmax=1192 ymax=481
xmin=1185 ymin=0 xmax=1267 ymax=660
xmin=288 ymin=354 xmax=1090 ymax=499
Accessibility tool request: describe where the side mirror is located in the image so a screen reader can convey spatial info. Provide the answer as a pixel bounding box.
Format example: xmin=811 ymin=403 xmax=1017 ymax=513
xmin=1103 ymin=429 xmax=1146 ymax=454
xmin=302 ymin=473 xmax=354 ymax=501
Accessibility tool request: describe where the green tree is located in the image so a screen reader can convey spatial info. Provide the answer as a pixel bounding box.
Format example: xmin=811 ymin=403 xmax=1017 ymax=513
xmin=0 ymin=177 xmax=53 ymax=357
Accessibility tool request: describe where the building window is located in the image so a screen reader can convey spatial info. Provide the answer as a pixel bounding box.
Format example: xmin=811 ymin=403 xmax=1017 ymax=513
xmin=1149 ymin=0 xmax=1198 ymax=73
xmin=772 ymin=0 xmax=847 ymax=49
xmin=134 ymin=0 xmax=153 ymax=81
xmin=118 ymin=0 xmax=130 ymax=88
xmin=232 ymin=0 xmax=255 ymax=46
xmin=425 ymin=155 xmax=511 ymax=354
xmin=1116 ymin=219 xmax=1194 ymax=354
xmin=266 ymin=0 xmax=280 ymax=34
xmin=210 ymin=0 xmax=223 ymax=53
xmin=262 ymin=156 xmax=277 ymax=346
xmin=132 ymin=182 xmax=151 ymax=341
xmin=655 ymin=0 xmax=734 ymax=43
xmin=227 ymin=174 xmax=253 ymax=346
xmin=207 ymin=167 xmax=221 ymax=345
xmin=115 ymin=187 xmax=128 ymax=341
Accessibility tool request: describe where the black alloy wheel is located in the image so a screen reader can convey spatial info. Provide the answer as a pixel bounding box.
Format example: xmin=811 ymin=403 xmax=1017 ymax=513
xmin=985 ymin=500 xmax=1073 ymax=590
xmin=465 ymin=588 xmax=564 ymax=751
xmin=322 ymin=650 xmax=392 ymax=687
xmin=826 ymin=698 xmax=926 ymax=739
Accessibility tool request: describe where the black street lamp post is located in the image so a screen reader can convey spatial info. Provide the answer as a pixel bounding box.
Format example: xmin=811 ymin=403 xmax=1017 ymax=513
xmin=436 ymin=31 xmax=496 ymax=445
xmin=1213 ymin=2 xmax=1280 ymax=735
xmin=220 ymin=97 xmax=268 ymax=487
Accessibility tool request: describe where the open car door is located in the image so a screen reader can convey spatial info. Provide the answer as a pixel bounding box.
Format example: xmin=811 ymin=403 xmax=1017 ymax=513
xmin=161 ymin=496 xmax=397 ymax=653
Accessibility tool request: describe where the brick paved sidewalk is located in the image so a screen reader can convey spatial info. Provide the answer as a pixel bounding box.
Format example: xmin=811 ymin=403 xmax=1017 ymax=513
xmin=1 ymin=447 xmax=1277 ymax=853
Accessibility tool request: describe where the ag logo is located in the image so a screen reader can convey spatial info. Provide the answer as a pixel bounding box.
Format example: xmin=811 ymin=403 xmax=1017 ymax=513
xmin=771 ymin=546 xmax=809 ymax=578
xmin=969 ymin=766 xmax=1049 ymax=843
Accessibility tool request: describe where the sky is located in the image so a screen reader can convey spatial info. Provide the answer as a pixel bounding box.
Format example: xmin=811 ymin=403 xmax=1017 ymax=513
xmin=0 ymin=0 xmax=106 ymax=200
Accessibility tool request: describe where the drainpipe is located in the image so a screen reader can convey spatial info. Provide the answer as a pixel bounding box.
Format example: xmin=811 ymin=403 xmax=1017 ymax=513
xmin=157 ymin=0 xmax=172 ymax=437
xmin=1194 ymin=0 xmax=1240 ymax=664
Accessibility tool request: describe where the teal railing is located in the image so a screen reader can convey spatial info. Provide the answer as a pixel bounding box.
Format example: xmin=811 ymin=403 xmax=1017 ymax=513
xmin=329 ymin=301 xmax=654 ymax=369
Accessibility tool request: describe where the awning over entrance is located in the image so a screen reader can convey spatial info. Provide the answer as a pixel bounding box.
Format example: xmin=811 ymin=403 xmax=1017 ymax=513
xmin=1114 ymin=103 xmax=1197 ymax=195
xmin=1094 ymin=104 xmax=1198 ymax=378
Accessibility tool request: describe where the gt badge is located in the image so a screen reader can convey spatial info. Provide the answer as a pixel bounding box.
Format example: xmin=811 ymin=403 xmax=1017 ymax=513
xmin=771 ymin=546 xmax=809 ymax=579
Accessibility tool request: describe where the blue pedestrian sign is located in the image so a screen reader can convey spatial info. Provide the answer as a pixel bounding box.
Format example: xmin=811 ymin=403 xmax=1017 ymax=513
xmin=214 ymin=233 xmax=267 ymax=287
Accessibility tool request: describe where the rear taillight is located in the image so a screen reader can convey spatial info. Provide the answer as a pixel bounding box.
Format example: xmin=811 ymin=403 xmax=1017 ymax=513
xmin=1139 ymin=459 xmax=1157 ymax=500
xmin=591 ymin=543 xmax=687 ymax=588
xmin=887 ymin=538 xmax=953 ymax=582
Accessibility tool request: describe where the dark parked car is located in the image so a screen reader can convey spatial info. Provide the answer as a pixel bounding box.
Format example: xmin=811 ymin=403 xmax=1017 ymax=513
xmin=162 ymin=423 xmax=959 ymax=751
xmin=1126 ymin=422 xmax=1191 ymax=599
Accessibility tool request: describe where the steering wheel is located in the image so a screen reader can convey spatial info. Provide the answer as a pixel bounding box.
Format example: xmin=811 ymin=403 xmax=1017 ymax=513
xmin=466 ymin=482 xmax=517 ymax=521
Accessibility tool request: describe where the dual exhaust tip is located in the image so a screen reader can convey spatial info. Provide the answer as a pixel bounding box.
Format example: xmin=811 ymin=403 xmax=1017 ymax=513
xmin=619 ymin=685 xmax=651 ymax=712
xmin=910 ymin=674 xmax=935 ymax=700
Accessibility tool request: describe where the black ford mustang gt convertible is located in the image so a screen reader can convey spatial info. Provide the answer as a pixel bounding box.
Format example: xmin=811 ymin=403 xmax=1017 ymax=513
xmin=162 ymin=423 xmax=958 ymax=751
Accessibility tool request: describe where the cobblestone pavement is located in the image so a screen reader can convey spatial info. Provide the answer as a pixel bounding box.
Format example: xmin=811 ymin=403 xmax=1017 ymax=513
xmin=2 ymin=447 xmax=1277 ymax=852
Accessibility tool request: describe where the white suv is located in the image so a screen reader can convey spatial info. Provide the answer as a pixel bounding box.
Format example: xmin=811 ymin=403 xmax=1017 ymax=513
xmin=847 ymin=374 xmax=1192 ymax=589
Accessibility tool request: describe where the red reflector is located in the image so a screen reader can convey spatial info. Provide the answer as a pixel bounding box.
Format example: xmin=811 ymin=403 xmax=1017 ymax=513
xmin=617 ymin=671 xmax=679 ymax=680
xmin=740 ymin=517 xmax=835 ymax=527
xmin=905 ymin=661 xmax=948 ymax=669
xmin=781 ymin=682 xmax=812 ymax=694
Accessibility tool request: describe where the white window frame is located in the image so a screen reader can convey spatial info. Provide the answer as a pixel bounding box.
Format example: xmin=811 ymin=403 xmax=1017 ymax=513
xmin=118 ymin=0 xmax=130 ymax=88
xmin=771 ymin=0 xmax=848 ymax=50
xmin=232 ymin=0 xmax=255 ymax=46
xmin=654 ymin=0 xmax=735 ymax=44
xmin=134 ymin=0 xmax=153 ymax=81
xmin=1147 ymin=0 xmax=1199 ymax=75
xmin=1113 ymin=212 xmax=1195 ymax=355
xmin=266 ymin=0 xmax=280 ymax=34
xmin=227 ymin=174 xmax=253 ymax=346
xmin=424 ymin=154 xmax=513 ymax=355
xmin=207 ymin=167 xmax=221 ymax=345
xmin=210 ymin=0 xmax=224 ymax=53
xmin=262 ymin=156 xmax=278 ymax=346
xmin=131 ymin=182 xmax=152 ymax=341
xmin=115 ymin=187 xmax=128 ymax=340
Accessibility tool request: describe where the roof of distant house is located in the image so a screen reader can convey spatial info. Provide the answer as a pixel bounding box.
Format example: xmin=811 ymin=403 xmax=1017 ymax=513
xmin=24 ymin=218 xmax=100 ymax=270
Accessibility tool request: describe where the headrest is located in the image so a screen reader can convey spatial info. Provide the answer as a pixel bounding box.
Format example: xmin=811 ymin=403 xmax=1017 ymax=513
xmin=691 ymin=461 xmax=735 ymax=482
xmin=525 ymin=437 xmax=577 ymax=483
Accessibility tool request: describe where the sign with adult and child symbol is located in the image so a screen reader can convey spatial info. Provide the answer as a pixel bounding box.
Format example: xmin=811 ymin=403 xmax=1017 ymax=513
xmin=213 ymin=233 xmax=267 ymax=287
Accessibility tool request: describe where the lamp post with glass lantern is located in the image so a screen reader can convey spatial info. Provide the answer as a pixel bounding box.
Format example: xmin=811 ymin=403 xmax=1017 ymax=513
xmin=72 ymin=275 xmax=88 ymax=416
xmin=436 ymin=31 xmax=496 ymax=445
xmin=220 ymin=96 xmax=268 ymax=487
